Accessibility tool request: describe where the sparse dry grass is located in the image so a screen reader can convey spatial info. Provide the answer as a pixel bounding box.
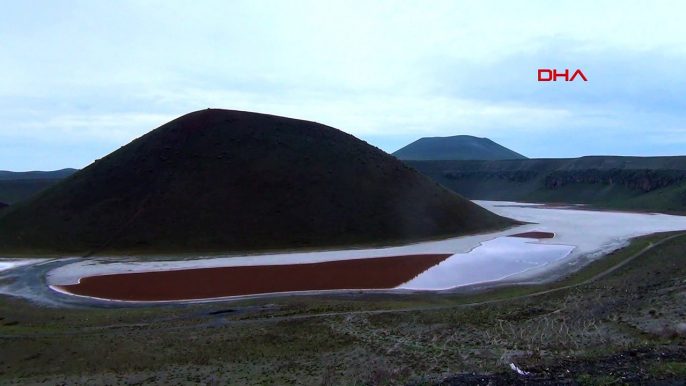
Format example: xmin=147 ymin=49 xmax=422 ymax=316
xmin=1 ymin=232 xmax=686 ymax=384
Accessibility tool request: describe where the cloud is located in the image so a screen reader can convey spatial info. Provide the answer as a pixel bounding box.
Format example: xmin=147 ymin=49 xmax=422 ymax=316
xmin=1 ymin=1 xmax=686 ymax=169
xmin=412 ymin=37 xmax=686 ymax=156
xmin=4 ymin=113 xmax=175 ymax=143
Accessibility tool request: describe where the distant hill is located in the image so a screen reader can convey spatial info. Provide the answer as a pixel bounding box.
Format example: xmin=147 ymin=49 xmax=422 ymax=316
xmin=393 ymin=135 xmax=527 ymax=161
xmin=0 ymin=169 xmax=78 ymax=205
xmin=0 ymin=109 xmax=515 ymax=255
xmin=0 ymin=168 xmax=77 ymax=180
xmin=406 ymin=156 xmax=686 ymax=213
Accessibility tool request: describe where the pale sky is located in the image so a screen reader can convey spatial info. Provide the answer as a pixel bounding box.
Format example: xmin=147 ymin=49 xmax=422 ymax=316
xmin=1 ymin=0 xmax=685 ymax=170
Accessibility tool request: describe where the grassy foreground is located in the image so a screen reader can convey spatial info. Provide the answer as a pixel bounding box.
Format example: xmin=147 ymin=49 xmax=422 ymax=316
xmin=1 ymin=231 xmax=686 ymax=385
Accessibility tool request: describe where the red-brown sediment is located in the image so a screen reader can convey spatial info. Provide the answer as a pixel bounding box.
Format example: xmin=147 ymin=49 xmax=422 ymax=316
xmin=541 ymin=202 xmax=578 ymax=207
xmin=54 ymin=254 xmax=452 ymax=301
xmin=509 ymin=231 xmax=555 ymax=239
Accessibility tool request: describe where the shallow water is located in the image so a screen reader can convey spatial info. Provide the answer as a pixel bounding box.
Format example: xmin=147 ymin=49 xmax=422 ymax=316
xmin=397 ymin=236 xmax=574 ymax=290
xmin=53 ymin=254 xmax=453 ymax=301
xmin=0 ymin=259 xmax=46 ymax=273
xmin=52 ymin=234 xmax=572 ymax=301
xmin=29 ymin=200 xmax=686 ymax=302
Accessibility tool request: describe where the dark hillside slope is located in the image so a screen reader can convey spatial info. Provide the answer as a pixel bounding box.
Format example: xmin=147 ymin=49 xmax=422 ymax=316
xmin=0 ymin=178 xmax=71 ymax=205
xmin=393 ymin=135 xmax=527 ymax=161
xmin=0 ymin=109 xmax=515 ymax=255
xmin=407 ymin=156 xmax=686 ymax=213
xmin=0 ymin=169 xmax=78 ymax=205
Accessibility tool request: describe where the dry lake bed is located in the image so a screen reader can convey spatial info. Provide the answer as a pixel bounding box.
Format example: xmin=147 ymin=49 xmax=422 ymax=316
xmin=3 ymin=201 xmax=686 ymax=305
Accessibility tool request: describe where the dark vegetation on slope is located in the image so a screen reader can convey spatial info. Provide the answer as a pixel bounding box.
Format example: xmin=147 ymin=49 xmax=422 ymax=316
xmin=0 ymin=169 xmax=77 ymax=205
xmin=0 ymin=179 xmax=67 ymax=205
xmin=0 ymin=109 xmax=514 ymax=255
xmin=407 ymin=156 xmax=686 ymax=213
xmin=393 ymin=135 xmax=527 ymax=161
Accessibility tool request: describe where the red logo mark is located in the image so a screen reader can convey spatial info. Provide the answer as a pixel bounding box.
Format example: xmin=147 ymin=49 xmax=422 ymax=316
xmin=538 ymin=69 xmax=587 ymax=82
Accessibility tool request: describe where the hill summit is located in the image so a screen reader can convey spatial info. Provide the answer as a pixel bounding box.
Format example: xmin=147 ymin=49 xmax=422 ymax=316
xmin=0 ymin=109 xmax=515 ymax=255
xmin=393 ymin=135 xmax=527 ymax=161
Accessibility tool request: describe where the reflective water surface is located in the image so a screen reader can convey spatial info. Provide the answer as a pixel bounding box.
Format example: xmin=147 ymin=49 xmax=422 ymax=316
xmin=40 ymin=200 xmax=686 ymax=302
xmin=53 ymin=254 xmax=453 ymax=301
xmin=397 ymin=236 xmax=574 ymax=290
xmin=52 ymin=234 xmax=572 ymax=301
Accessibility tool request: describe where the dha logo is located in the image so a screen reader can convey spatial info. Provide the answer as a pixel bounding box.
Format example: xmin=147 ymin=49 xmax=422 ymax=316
xmin=538 ymin=69 xmax=587 ymax=82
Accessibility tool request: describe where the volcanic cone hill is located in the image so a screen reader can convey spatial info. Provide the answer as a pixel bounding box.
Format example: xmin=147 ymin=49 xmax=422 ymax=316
xmin=0 ymin=109 xmax=516 ymax=255
xmin=393 ymin=135 xmax=527 ymax=161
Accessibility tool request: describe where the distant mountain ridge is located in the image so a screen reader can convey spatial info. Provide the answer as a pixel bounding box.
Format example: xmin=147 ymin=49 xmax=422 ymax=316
xmin=393 ymin=135 xmax=527 ymax=161
xmin=0 ymin=168 xmax=77 ymax=180
xmin=406 ymin=156 xmax=686 ymax=213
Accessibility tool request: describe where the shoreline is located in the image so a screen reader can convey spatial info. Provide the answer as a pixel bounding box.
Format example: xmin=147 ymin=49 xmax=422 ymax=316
xmin=4 ymin=200 xmax=686 ymax=307
xmin=43 ymin=230 xmax=685 ymax=308
xmin=52 ymin=254 xmax=453 ymax=302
